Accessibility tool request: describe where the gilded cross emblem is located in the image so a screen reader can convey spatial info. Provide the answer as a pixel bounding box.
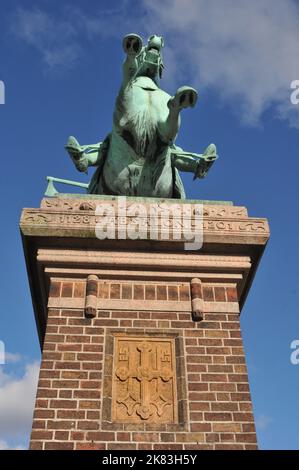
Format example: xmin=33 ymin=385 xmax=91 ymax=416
xmin=113 ymin=338 xmax=177 ymax=422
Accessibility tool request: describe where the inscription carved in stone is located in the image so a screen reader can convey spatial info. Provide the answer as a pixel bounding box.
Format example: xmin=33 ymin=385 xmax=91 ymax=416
xmin=41 ymin=197 xmax=248 ymax=218
xmin=112 ymin=337 xmax=177 ymax=423
xmin=21 ymin=209 xmax=268 ymax=233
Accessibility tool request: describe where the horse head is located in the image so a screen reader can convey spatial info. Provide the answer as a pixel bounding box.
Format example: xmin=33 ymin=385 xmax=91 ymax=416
xmin=123 ymin=34 xmax=164 ymax=86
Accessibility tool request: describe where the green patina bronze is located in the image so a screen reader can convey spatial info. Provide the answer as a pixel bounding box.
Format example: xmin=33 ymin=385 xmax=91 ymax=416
xmin=62 ymin=33 xmax=218 ymax=199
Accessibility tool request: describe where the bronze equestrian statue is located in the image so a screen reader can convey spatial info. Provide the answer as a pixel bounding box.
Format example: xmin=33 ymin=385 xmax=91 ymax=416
xmin=65 ymin=34 xmax=218 ymax=198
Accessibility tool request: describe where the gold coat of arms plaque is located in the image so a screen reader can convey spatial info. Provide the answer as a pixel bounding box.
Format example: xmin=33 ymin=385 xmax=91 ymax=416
xmin=112 ymin=337 xmax=178 ymax=423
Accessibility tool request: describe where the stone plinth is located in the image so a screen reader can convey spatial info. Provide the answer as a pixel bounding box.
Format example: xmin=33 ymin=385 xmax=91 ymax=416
xmin=20 ymin=195 xmax=269 ymax=450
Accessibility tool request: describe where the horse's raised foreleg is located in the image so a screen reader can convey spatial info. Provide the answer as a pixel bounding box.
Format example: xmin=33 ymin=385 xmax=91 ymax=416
xmin=122 ymin=34 xmax=143 ymax=85
xmin=158 ymin=86 xmax=198 ymax=145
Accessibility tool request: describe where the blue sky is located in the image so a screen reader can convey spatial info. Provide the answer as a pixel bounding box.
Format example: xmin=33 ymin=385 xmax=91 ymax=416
xmin=0 ymin=0 xmax=299 ymax=450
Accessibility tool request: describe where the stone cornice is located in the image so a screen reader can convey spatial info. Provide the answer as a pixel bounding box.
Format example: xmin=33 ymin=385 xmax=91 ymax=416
xmin=20 ymin=196 xmax=270 ymax=346
xmin=20 ymin=198 xmax=269 ymax=246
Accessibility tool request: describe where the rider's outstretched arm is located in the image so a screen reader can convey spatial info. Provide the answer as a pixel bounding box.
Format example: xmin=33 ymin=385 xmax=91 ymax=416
xmin=80 ymin=144 xmax=103 ymax=166
xmin=171 ymin=144 xmax=218 ymax=179
xmin=172 ymin=152 xmax=198 ymax=173
xmin=65 ymin=136 xmax=109 ymax=173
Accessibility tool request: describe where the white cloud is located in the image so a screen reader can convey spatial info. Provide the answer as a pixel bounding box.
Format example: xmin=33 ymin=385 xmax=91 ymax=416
xmin=0 ymin=439 xmax=25 ymax=450
xmin=11 ymin=3 xmax=138 ymax=71
xmin=256 ymin=414 xmax=273 ymax=430
xmin=4 ymin=352 xmax=22 ymax=363
xmin=65 ymin=3 xmax=139 ymax=40
xmin=0 ymin=440 xmax=10 ymax=450
xmin=0 ymin=361 xmax=39 ymax=444
xmin=12 ymin=7 xmax=81 ymax=70
xmin=141 ymin=0 xmax=299 ymax=127
xmin=11 ymin=1 xmax=299 ymax=126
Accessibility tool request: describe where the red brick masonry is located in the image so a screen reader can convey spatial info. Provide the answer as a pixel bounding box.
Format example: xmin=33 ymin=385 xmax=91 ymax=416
xmin=30 ymin=279 xmax=257 ymax=450
xmin=21 ymin=198 xmax=269 ymax=451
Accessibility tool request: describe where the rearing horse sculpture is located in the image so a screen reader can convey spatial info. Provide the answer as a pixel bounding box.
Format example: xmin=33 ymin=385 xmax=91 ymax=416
xmin=65 ymin=33 xmax=218 ymax=198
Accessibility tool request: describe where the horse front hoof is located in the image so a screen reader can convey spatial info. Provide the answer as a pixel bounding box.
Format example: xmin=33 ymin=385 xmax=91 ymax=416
xmin=122 ymin=33 xmax=143 ymax=55
xmin=203 ymin=143 xmax=218 ymax=161
xmin=204 ymin=143 xmax=217 ymax=156
xmin=65 ymin=136 xmax=81 ymax=154
xmin=169 ymin=86 xmax=198 ymax=110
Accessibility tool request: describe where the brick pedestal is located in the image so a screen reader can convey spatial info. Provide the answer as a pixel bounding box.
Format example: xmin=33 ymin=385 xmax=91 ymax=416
xmin=20 ymin=196 xmax=269 ymax=450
